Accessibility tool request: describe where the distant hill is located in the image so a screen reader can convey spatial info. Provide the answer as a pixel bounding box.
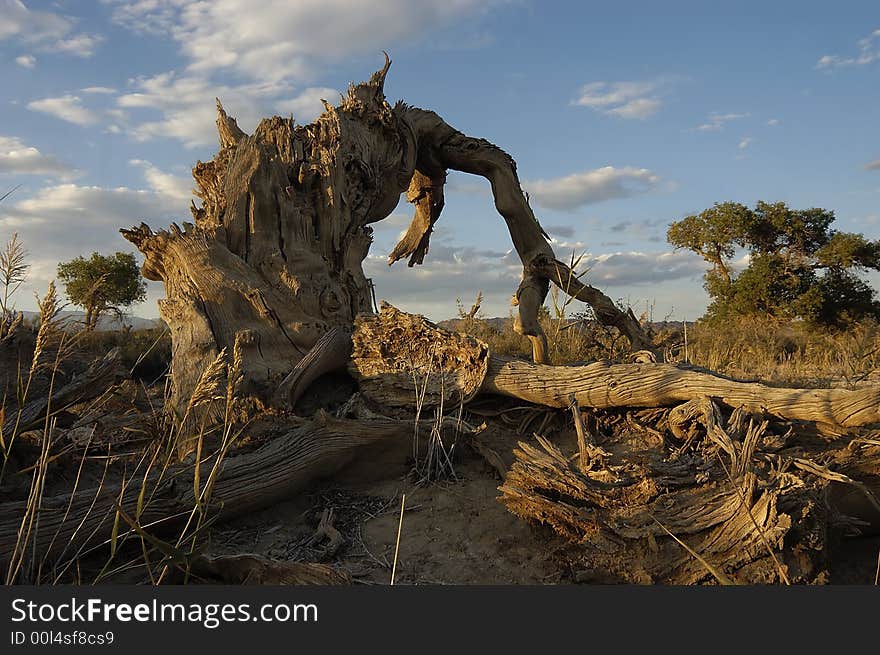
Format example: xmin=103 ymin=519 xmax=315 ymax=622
xmin=18 ymin=310 xmax=165 ymax=332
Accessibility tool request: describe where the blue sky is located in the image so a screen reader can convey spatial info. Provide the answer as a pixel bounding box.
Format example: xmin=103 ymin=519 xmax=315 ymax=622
xmin=1 ymin=0 xmax=878 ymax=322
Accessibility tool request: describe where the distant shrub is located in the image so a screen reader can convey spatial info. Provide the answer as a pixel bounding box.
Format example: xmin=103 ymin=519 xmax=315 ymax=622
xmin=79 ymin=326 xmax=171 ymax=383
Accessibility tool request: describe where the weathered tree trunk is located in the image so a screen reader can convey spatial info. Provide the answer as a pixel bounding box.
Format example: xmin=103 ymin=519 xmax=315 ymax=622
xmin=351 ymin=305 xmax=880 ymax=430
xmin=123 ymin=57 xmax=653 ymax=415
xmin=499 ymin=433 xmax=830 ymax=584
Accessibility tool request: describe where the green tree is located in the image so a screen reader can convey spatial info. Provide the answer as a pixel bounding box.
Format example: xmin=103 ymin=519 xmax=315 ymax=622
xmin=668 ymin=201 xmax=880 ymax=326
xmin=57 ymin=252 xmax=147 ymax=330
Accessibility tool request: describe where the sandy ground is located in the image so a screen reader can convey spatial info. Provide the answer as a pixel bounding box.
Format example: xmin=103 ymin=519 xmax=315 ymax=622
xmin=211 ymin=437 xmax=880 ymax=585
xmin=212 ymin=448 xmax=568 ymax=585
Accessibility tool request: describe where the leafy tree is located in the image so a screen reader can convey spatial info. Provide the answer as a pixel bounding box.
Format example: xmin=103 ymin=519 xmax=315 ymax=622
xmin=668 ymin=201 xmax=880 ymax=326
xmin=57 ymin=252 xmax=147 ymax=330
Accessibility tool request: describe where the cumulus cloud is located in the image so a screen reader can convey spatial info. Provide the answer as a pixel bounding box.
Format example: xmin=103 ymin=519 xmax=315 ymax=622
xmin=693 ymin=112 xmax=749 ymax=132
xmin=276 ymin=87 xmax=340 ymax=123
xmin=766 ymin=118 xmax=780 ymax=126
xmin=817 ymin=28 xmax=880 ymax=69
xmin=0 ymin=0 xmax=100 ymax=57
xmin=0 ymin=135 xmax=72 ymax=177
xmin=15 ymin=54 xmax=35 ymax=68
xmin=0 ymin=0 xmax=70 ymax=42
xmin=52 ymin=33 xmax=103 ymax=58
xmin=117 ymin=72 xmax=296 ymax=147
xmin=738 ymin=136 xmax=753 ymax=150
xmin=573 ymin=80 xmax=666 ymax=119
xmin=128 ymin=160 xmax=194 ymax=204
xmin=524 ymin=166 xmax=661 ymax=211
xmin=103 ymin=0 xmax=505 ymax=146
xmin=109 ymin=0 xmax=499 ymax=84
xmin=27 ymin=95 xmax=100 ymax=126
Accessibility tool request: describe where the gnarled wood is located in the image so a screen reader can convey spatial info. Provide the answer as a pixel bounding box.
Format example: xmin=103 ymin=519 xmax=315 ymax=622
xmin=499 ymin=434 xmax=826 ymax=584
xmin=482 ymin=357 xmax=880 ymax=429
xmin=123 ymin=57 xmax=653 ymax=413
xmin=1 ymin=348 xmax=124 ymax=438
xmin=350 ymin=305 xmax=880 ymax=430
xmin=349 ymin=302 xmax=489 ymax=408
xmin=0 ymin=415 xmax=410 ymax=569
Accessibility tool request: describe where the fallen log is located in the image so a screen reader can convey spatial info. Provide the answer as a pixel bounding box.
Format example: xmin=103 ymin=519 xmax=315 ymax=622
xmin=0 ymin=414 xmax=410 ymax=577
xmin=2 ymin=347 xmax=125 ymax=438
xmin=482 ymin=358 xmax=880 ymax=430
xmin=350 ymin=304 xmax=880 ymax=430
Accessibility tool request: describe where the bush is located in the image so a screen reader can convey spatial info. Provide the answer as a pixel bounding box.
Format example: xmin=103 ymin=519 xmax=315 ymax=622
xmin=78 ymin=326 xmax=171 ymax=383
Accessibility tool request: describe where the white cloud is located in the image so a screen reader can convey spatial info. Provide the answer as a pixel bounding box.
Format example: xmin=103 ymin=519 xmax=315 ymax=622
xmin=0 ymin=164 xmax=190 ymax=313
xmin=52 ymin=33 xmax=103 ymax=58
xmin=15 ymin=54 xmax=35 ymax=68
xmin=117 ymin=72 xmax=293 ymax=147
xmin=0 ymin=0 xmax=70 ymax=42
xmin=105 ymin=1 xmax=505 ymax=147
xmin=81 ymin=86 xmax=117 ymax=95
xmin=128 ymin=159 xmax=194 ymax=203
xmin=607 ymin=97 xmax=662 ymax=120
xmin=109 ymin=0 xmax=499 ymax=84
xmin=738 ymin=137 xmax=753 ymax=150
xmin=766 ymin=118 xmax=780 ymax=126
xmin=574 ymin=80 xmax=666 ymax=119
xmin=817 ymin=29 xmax=880 ymax=69
xmin=276 ymin=87 xmax=340 ymax=123
xmin=693 ymin=112 xmax=749 ymax=132
xmin=524 ymin=166 xmax=662 ymax=211
xmin=0 ymin=0 xmax=100 ymax=58
xmin=103 ymin=1 xmax=503 ymax=147
xmin=27 ymin=95 xmax=100 ymax=126
xmin=0 ymin=135 xmax=72 ymax=177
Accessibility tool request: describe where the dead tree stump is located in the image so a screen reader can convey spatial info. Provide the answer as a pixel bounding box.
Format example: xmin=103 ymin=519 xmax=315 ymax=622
xmin=123 ymin=56 xmax=653 ymax=415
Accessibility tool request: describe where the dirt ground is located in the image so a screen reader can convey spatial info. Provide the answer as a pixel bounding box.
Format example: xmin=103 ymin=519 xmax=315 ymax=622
xmin=5 ymin=343 xmax=877 ymax=586
xmin=210 ymin=436 xmax=880 ymax=585
xmin=211 ymin=448 xmax=566 ymax=585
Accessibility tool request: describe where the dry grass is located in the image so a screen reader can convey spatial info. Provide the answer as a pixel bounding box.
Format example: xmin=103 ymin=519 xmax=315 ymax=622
xmin=4 ymin=279 xmax=880 ymax=585
xmin=1 ymin=299 xmax=244 ymax=585
xmin=679 ymin=317 xmax=880 ymax=388
xmin=451 ymin=292 xmax=880 ymax=388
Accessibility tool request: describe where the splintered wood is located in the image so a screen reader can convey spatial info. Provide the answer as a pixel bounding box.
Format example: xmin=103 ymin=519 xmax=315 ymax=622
xmin=499 ymin=415 xmax=830 ymax=584
xmin=349 ymin=303 xmax=490 ymax=408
